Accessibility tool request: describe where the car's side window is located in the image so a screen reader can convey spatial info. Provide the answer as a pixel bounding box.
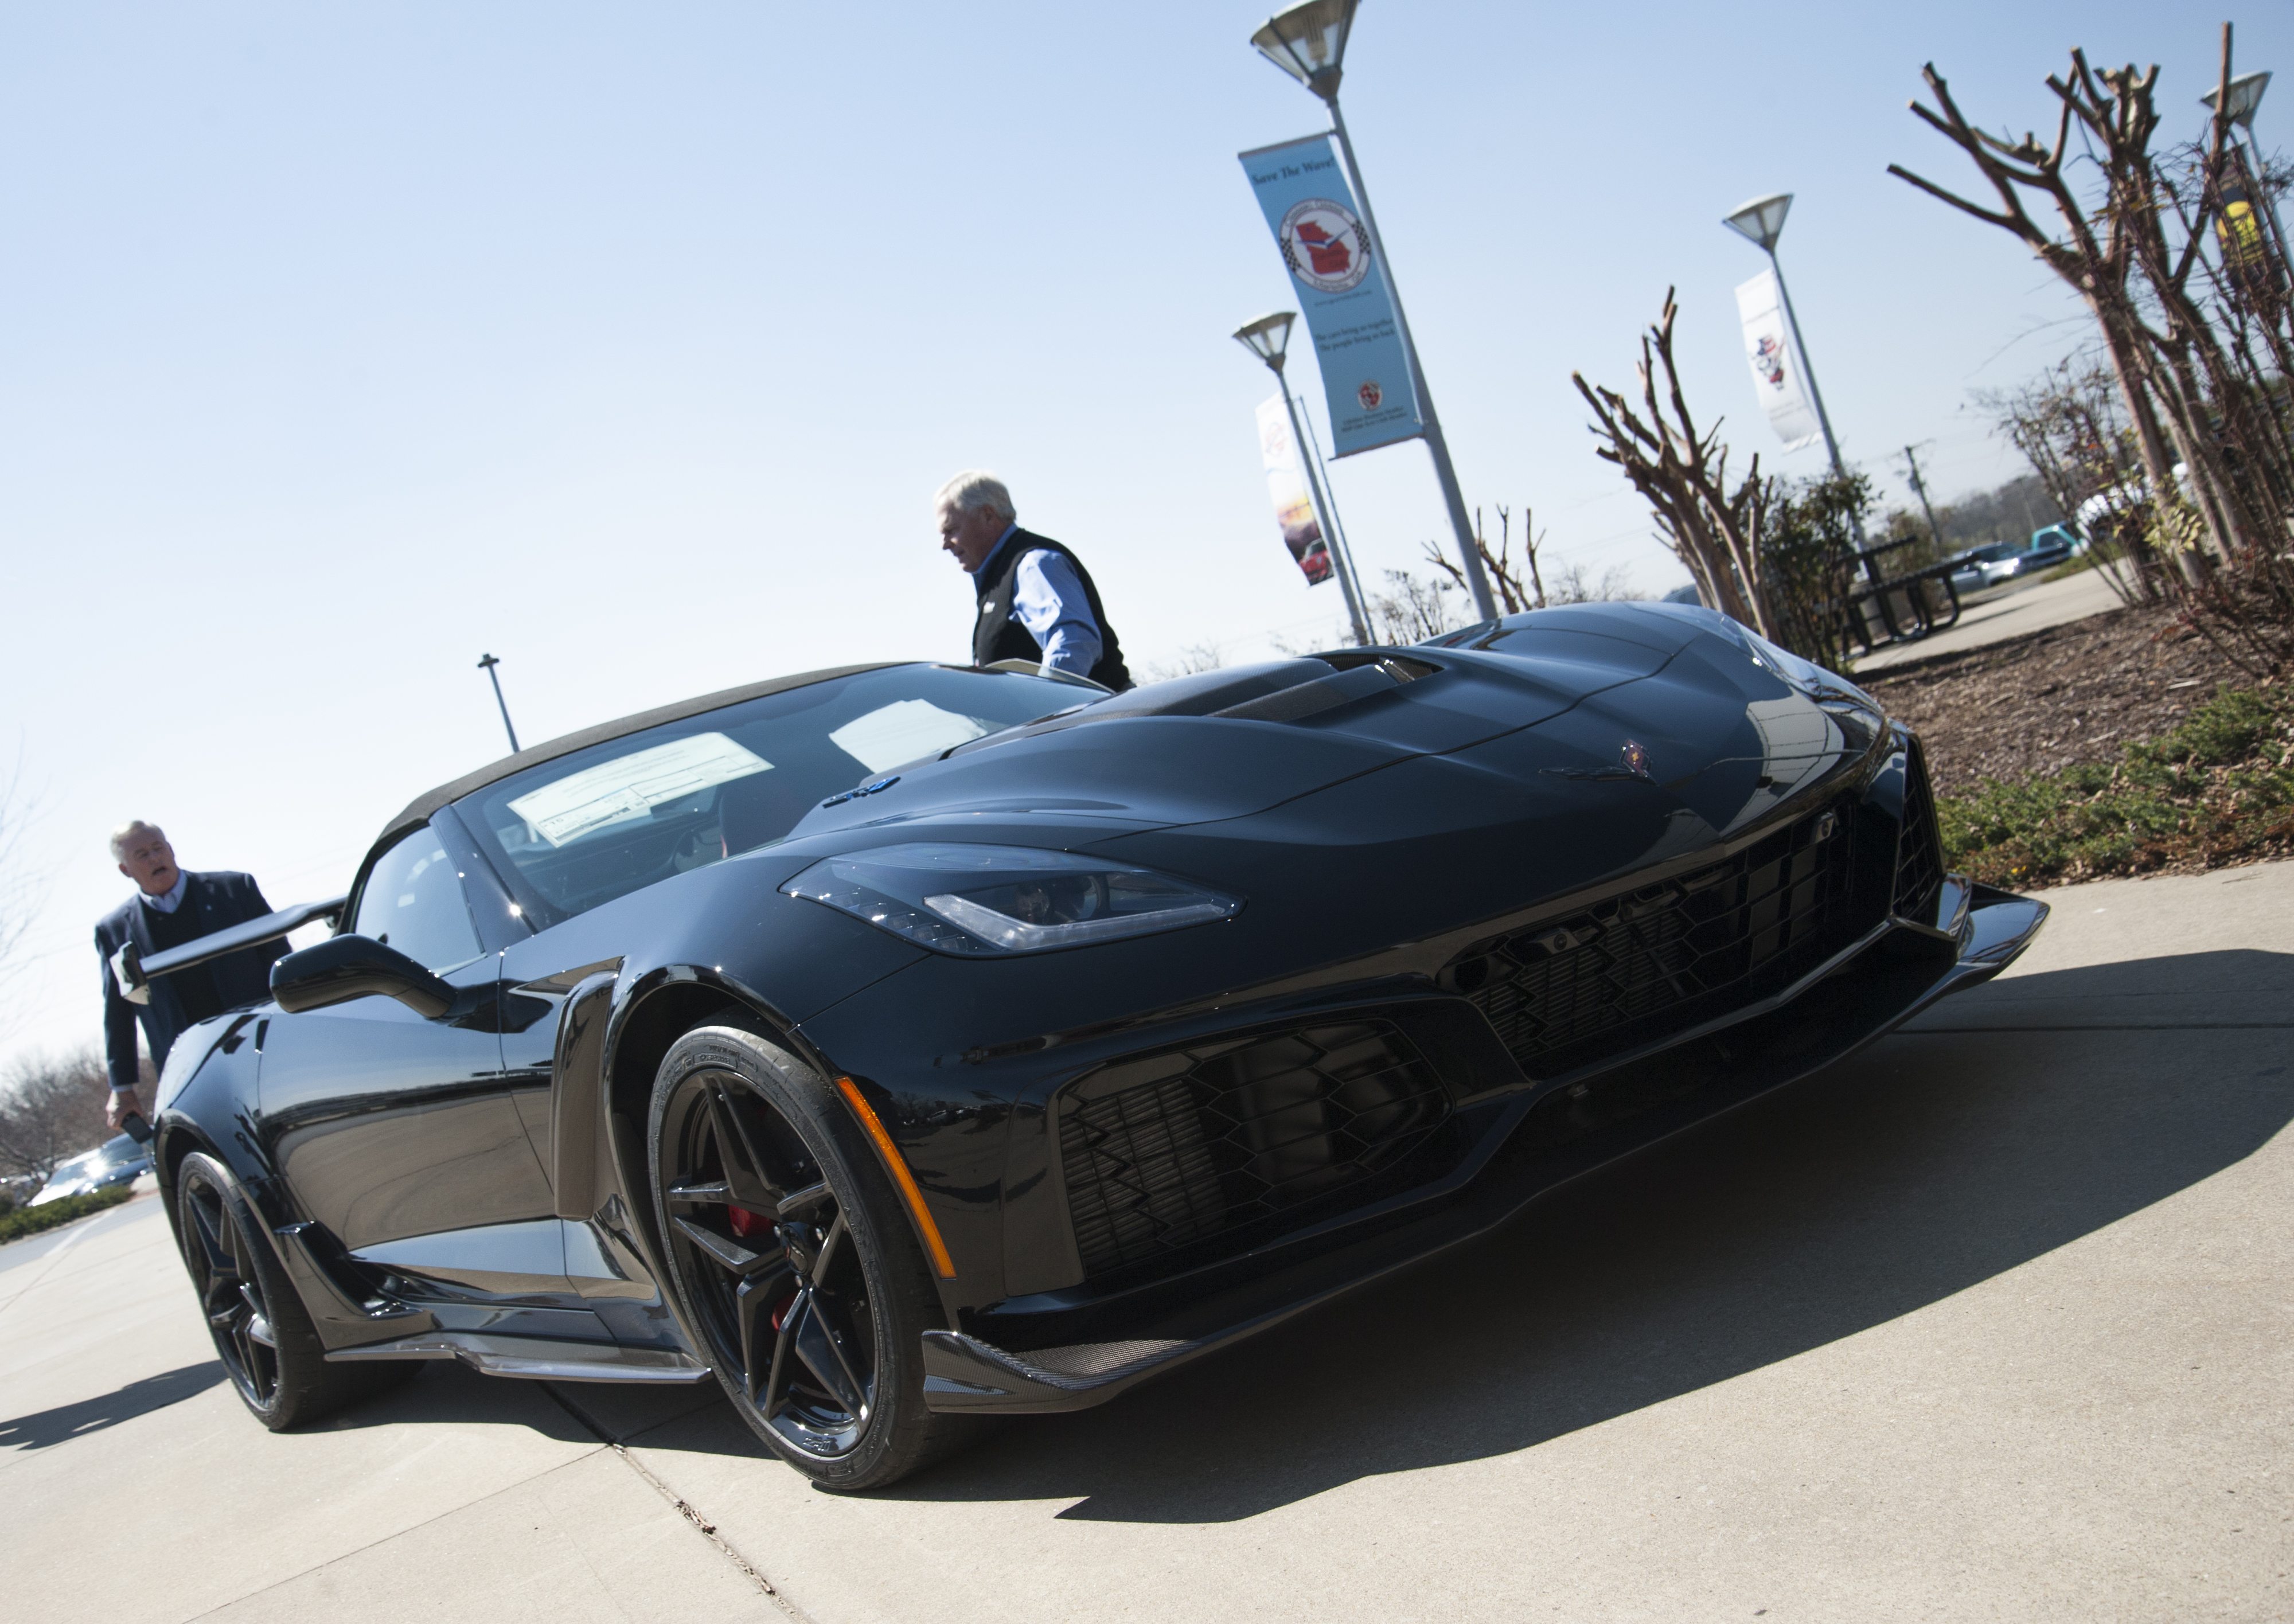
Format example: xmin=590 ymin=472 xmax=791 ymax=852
xmin=353 ymin=826 xmax=485 ymax=974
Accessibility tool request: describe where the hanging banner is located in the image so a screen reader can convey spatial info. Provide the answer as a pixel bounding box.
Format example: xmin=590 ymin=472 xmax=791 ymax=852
xmin=1734 ymin=269 xmax=1822 ymax=453
xmin=2216 ymin=150 xmax=2284 ymax=310
xmin=1239 ymin=134 xmax=1424 ymax=458
xmin=1257 ymin=394 xmax=1333 ymax=584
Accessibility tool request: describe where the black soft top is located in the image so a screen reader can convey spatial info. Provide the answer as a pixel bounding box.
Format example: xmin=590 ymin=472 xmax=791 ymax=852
xmin=381 ymin=662 xmax=899 ymax=846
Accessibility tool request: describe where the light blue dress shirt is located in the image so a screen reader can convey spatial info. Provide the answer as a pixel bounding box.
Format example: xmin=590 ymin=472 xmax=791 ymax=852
xmin=139 ymin=871 xmax=190 ymax=915
xmin=976 ymin=524 xmax=1104 ymax=677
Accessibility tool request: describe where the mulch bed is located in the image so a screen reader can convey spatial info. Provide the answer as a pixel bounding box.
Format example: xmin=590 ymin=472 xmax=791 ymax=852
xmin=1858 ymin=602 xmax=2254 ymax=796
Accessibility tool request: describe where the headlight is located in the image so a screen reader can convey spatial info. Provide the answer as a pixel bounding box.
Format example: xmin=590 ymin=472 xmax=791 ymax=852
xmin=782 ymin=843 xmax=1241 ymax=956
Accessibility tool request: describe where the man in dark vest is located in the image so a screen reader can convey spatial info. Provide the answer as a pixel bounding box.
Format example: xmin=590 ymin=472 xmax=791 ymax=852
xmin=936 ymin=470 xmax=1132 ymax=690
xmin=95 ymin=821 xmax=287 ymax=1131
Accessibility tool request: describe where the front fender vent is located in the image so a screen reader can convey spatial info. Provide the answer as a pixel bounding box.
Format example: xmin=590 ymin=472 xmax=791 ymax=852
xmin=1059 ymin=1021 xmax=1450 ymax=1281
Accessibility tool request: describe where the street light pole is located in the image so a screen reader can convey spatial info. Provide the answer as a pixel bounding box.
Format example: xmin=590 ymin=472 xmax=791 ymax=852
xmin=1235 ymin=311 xmax=1372 ymax=645
xmin=1723 ymin=193 xmax=1844 ymax=477
xmin=476 ymin=653 xmax=521 ymax=755
xmin=1251 ymin=1 xmax=1500 ymax=624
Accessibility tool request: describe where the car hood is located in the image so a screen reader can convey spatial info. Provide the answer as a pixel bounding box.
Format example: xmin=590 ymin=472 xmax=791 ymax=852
xmin=772 ymin=604 xmax=1879 ymax=881
xmin=776 ymin=608 xmax=1700 ymax=853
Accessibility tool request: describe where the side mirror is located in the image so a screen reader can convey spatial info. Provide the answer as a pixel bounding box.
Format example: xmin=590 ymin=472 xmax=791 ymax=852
xmin=271 ymin=935 xmax=456 ymax=1018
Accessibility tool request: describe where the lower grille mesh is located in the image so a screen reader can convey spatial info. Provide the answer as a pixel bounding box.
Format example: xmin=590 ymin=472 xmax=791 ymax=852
xmin=1060 ymin=1021 xmax=1449 ymax=1281
xmin=1451 ymin=801 xmax=1873 ymax=1078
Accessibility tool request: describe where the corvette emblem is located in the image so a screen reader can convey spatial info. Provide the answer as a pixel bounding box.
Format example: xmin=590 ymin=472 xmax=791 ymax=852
xmin=1621 ymin=740 xmax=1651 ymax=779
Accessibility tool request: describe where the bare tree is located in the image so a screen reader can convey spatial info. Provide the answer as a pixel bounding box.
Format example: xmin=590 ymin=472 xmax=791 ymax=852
xmin=1573 ymin=290 xmax=1777 ymax=640
xmin=0 ymin=1047 xmax=118 ymax=1184
xmin=1891 ymin=26 xmax=2294 ymax=670
xmin=1362 ymin=570 xmax=1471 ymax=645
xmin=1542 ymin=563 xmax=1647 ymax=604
xmin=1422 ymin=506 xmax=1550 ymax=615
xmin=1975 ymin=357 xmax=2158 ymax=606
xmin=1143 ymin=641 xmax=1226 ymax=682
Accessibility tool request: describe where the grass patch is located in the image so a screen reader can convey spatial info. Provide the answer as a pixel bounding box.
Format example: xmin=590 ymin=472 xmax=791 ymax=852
xmin=1937 ymin=686 xmax=2294 ymax=887
xmin=0 ymin=1184 xmax=134 ymax=1244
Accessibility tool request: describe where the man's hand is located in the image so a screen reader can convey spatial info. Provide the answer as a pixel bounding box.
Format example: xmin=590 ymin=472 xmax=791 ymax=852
xmin=107 ymin=1088 xmax=141 ymax=1133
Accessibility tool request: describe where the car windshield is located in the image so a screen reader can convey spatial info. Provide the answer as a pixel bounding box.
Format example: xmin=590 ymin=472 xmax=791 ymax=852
xmin=459 ymin=665 xmax=1090 ymax=926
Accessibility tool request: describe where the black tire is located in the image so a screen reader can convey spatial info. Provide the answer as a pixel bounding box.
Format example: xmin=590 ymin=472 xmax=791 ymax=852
xmin=174 ymin=1151 xmax=381 ymax=1430
xmin=647 ymin=1024 xmax=976 ymax=1490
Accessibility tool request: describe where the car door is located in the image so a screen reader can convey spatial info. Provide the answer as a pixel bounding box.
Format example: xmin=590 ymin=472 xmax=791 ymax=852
xmin=255 ymin=822 xmax=563 ymax=1289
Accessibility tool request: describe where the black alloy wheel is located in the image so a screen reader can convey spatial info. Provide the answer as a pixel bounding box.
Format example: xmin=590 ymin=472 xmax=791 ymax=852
xmin=649 ymin=1024 xmax=970 ymax=1490
xmin=173 ymin=1151 xmax=385 ymax=1430
xmin=178 ymin=1156 xmax=282 ymax=1411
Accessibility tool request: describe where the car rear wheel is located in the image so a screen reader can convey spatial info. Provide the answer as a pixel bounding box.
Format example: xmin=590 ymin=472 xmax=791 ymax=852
xmin=174 ymin=1151 xmax=380 ymax=1430
xmin=647 ymin=1024 xmax=973 ymax=1490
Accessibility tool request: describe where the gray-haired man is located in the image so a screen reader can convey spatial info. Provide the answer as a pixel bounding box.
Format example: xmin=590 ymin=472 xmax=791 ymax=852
xmin=93 ymin=822 xmax=286 ymax=1130
xmin=935 ymin=471 xmax=1132 ymax=690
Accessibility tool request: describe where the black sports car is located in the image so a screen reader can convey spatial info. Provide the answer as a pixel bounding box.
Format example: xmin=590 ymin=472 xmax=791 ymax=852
xmin=139 ymin=603 xmax=2044 ymax=1489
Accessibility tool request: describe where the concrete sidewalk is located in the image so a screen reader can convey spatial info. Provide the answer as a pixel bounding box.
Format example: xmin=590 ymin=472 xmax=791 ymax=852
xmin=4 ymin=863 xmax=2290 ymax=1623
xmin=1855 ymin=565 xmax=2126 ymax=672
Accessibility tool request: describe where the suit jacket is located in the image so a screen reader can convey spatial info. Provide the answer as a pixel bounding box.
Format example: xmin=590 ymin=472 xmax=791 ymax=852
xmin=96 ymin=871 xmax=285 ymax=1091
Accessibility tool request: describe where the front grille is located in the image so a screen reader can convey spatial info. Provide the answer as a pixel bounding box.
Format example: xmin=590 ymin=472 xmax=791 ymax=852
xmin=1451 ymin=801 xmax=1876 ymax=1078
xmin=1060 ymin=1021 xmax=1449 ymax=1280
xmin=1892 ymin=737 xmax=1944 ymax=922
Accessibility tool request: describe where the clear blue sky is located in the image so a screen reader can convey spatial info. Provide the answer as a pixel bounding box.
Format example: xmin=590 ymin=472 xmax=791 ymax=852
xmin=2 ymin=2 xmax=2283 ymax=1071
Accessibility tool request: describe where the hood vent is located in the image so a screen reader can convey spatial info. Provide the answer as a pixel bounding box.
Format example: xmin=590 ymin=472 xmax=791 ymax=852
xmin=945 ymin=652 xmax=1437 ymax=759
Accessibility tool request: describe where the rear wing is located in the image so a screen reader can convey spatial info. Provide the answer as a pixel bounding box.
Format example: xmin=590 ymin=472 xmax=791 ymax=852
xmin=110 ymin=895 xmax=349 ymax=1007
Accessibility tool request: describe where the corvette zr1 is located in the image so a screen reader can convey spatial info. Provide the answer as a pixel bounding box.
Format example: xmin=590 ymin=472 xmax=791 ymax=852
xmin=136 ymin=602 xmax=2045 ymax=1489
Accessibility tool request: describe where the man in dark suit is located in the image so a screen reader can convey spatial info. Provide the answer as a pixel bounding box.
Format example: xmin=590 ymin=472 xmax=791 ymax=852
xmin=935 ymin=470 xmax=1132 ymax=690
xmin=96 ymin=821 xmax=287 ymax=1131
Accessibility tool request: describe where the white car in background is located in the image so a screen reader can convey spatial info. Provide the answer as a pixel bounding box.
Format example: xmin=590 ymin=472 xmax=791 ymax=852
xmin=29 ymin=1133 xmax=153 ymax=1207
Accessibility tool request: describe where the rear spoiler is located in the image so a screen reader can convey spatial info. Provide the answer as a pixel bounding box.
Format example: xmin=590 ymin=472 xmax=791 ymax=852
xmin=110 ymin=895 xmax=349 ymax=1007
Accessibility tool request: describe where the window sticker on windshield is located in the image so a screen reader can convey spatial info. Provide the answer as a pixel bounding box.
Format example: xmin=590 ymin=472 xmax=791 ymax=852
xmin=508 ymin=733 xmax=773 ymax=847
xmin=829 ymin=701 xmax=991 ymax=774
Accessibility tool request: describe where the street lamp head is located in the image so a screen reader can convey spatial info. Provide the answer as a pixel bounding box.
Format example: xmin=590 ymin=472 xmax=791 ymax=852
xmin=477 ymin=653 xmax=500 ymax=671
xmin=1232 ymin=311 xmax=1297 ymax=373
xmin=2202 ymin=69 xmax=2271 ymax=130
xmin=1722 ymin=192 xmax=1794 ymax=253
xmin=1250 ymin=0 xmax=1358 ymax=103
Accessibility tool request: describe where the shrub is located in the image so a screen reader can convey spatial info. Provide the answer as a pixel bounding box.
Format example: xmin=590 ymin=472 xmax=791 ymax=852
xmin=1938 ymin=687 xmax=2294 ymax=885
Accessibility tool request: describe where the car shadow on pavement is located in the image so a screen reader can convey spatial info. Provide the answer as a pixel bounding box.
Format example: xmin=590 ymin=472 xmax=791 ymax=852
xmin=846 ymin=947 xmax=2294 ymax=1522
xmin=1 ymin=1361 xmax=225 ymax=1452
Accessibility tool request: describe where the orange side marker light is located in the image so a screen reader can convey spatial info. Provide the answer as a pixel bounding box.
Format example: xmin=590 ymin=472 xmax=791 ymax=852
xmin=833 ymin=1075 xmax=957 ymax=1279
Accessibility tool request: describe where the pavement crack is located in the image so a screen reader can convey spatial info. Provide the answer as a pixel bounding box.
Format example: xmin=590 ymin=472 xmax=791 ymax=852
xmin=539 ymin=1382 xmax=817 ymax=1624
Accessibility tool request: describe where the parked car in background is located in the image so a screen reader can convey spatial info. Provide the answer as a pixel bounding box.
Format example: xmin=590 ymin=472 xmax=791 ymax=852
xmin=1947 ymin=526 xmax=2082 ymax=596
xmin=30 ymin=1134 xmax=154 ymax=1207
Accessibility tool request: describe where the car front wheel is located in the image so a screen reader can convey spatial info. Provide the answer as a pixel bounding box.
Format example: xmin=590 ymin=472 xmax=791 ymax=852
xmin=646 ymin=1023 xmax=974 ymax=1490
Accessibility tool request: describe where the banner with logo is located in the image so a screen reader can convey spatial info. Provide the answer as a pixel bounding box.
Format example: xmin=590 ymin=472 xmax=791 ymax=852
xmin=2216 ymin=150 xmax=2284 ymax=310
xmin=1256 ymin=394 xmax=1333 ymax=584
xmin=1239 ymin=134 xmax=1423 ymax=458
xmin=1733 ymin=269 xmax=1822 ymax=453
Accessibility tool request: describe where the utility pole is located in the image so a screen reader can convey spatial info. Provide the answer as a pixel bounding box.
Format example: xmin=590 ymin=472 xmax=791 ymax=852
xmin=477 ymin=654 xmax=521 ymax=755
xmin=1901 ymin=443 xmax=1946 ymax=552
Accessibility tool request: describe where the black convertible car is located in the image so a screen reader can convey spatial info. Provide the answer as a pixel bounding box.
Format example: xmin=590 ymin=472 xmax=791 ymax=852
xmin=138 ymin=603 xmax=2043 ymax=1489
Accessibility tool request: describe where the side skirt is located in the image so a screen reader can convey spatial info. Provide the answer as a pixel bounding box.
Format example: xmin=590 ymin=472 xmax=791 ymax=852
xmin=326 ymin=1332 xmax=711 ymax=1384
